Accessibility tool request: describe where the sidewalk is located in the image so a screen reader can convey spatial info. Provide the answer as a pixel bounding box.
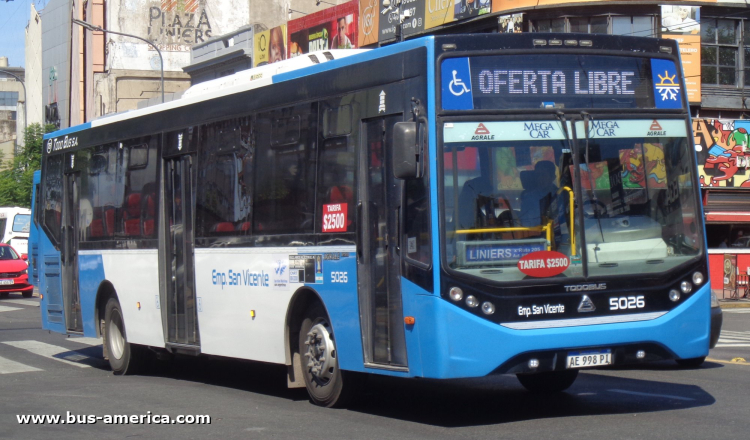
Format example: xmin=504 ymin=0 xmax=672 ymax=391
xmin=713 ymin=288 xmax=750 ymax=308
xmin=719 ymin=298 xmax=750 ymax=308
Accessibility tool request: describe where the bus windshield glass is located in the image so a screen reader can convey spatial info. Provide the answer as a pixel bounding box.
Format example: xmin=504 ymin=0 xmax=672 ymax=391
xmin=442 ymin=119 xmax=702 ymax=282
xmin=12 ymin=214 xmax=31 ymax=233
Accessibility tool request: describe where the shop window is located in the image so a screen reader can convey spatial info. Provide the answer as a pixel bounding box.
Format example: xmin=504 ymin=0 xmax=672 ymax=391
xmin=569 ymin=16 xmax=608 ymax=34
xmin=612 ymin=16 xmax=653 ymax=37
xmin=702 ymin=18 xmax=740 ymax=86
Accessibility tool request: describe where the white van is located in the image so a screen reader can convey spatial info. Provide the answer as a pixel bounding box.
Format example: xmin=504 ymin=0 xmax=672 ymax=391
xmin=0 ymin=207 xmax=31 ymax=256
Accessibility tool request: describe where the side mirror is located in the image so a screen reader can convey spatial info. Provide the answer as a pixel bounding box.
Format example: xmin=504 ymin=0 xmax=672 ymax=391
xmin=392 ymin=122 xmax=418 ymax=179
xmin=21 ymin=254 xmax=28 ymax=261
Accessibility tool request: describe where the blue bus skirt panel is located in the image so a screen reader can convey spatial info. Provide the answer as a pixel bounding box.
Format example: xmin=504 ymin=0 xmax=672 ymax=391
xmin=78 ymin=253 xmax=106 ymax=338
xmin=411 ymin=282 xmax=711 ymax=379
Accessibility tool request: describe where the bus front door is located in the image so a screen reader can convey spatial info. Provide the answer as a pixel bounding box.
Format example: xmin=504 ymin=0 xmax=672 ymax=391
xmin=61 ymin=171 xmax=83 ymax=333
xmin=358 ymin=116 xmax=408 ymax=369
xmin=164 ymin=155 xmax=200 ymax=349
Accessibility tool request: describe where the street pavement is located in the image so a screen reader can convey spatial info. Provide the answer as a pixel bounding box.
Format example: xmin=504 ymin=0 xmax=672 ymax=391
xmin=1 ymin=292 xmax=749 ymax=439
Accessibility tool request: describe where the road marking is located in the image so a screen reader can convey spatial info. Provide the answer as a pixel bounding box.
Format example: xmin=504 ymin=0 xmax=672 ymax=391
xmin=716 ymin=330 xmax=750 ymax=347
xmin=2 ymin=341 xmax=105 ymax=368
xmin=2 ymin=299 xmax=39 ymax=307
xmin=0 ymin=355 xmax=43 ymax=374
xmin=0 ymin=305 xmax=22 ymax=313
xmin=609 ymin=389 xmax=695 ymax=401
xmin=721 ymin=309 xmax=750 ymax=313
xmin=68 ymin=337 xmax=101 ymax=346
xmin=707 ymin=357 xmax=750 ymax=366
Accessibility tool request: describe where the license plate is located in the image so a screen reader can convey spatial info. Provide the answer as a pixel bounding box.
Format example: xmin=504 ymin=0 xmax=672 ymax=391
xmin=0 ymin=279 xmax=14 ymax=285
xmin=566 ymin=349 xmax=612 ymax=369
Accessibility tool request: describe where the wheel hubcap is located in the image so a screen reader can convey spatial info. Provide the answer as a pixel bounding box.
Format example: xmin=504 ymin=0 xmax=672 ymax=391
xmin=108 ymin=314 xmax=125 ymax=360
xmin=304 ymin=321 xmax=336 ymax=384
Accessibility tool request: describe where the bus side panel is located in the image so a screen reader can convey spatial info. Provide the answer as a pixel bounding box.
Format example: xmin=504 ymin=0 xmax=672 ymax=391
xmin=310 ymin=252 xmax=364 ymax=372
xmin=29 ymin=173 xmax=40 ymax=286
xmin=98 ymin=250 xmax=164 ymax=347
xmin=39 ymin=242 xmax=65 ymax=334
xmin=412 ymin=283 xmax=710 ymax=379
xmin=194 ymin=248 xmax=293 ymax=364
xmin=193 ymin=247 xmax=365 ymax=370
xmin=77 ymin=253 xmax=105 ymax=337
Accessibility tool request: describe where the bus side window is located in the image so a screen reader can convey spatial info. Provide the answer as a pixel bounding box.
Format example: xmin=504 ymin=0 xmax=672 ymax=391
xmin=317 ymin=136 xmax=356 ymax=233
xmin=254 ymin=104 xmax=317 ymax=234
xmin=42 ymin=155 xmax=64 ymax=245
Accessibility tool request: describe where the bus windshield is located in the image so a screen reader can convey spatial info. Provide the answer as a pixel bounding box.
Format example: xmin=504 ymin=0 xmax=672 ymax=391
xmin=442 ymin=119 xmax=702 ymax=282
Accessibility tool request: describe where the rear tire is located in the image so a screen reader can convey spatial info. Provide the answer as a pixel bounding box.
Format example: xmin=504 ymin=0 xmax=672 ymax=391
xmin=104 ymin=297 xmax=145 ymax=375
xmin=675 ymin=356 xmax=706 ymax=368
xmin=517 ymin=370 xmax=579 ymax=393
xmin=299 ymin=303 xmax=359 ymax=407
xmin=22 ymin=290 xmax=33 ymax=298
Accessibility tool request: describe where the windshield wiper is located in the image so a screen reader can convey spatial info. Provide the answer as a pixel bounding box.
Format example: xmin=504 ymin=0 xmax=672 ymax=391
xmin=580 ymin=112 xmax=606 ymax=244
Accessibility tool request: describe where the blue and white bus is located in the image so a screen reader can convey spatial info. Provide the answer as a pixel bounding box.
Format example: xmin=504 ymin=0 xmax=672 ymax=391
xmin=33 ymin=33 xmax=710 ymax=407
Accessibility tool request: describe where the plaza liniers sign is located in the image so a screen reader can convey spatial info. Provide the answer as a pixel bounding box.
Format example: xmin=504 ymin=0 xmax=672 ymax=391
xmin=147 ymin=3 xmax=213 ymax=49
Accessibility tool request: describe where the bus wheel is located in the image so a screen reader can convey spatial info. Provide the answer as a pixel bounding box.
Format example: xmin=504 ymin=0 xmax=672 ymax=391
xmin=675 ymin=356 xmax=706 ymax=368
xmin=104 ymin=298 xmax=144 ymax=375
xmin=299 ymin=304 xmax=358 ymax=407
xmin=517 ymin=370 xmax=579 ymax=393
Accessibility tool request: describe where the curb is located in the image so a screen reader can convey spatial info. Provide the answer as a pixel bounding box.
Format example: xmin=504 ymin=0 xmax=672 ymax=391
xmin=719 ymin=300 xmax=750 ymax=309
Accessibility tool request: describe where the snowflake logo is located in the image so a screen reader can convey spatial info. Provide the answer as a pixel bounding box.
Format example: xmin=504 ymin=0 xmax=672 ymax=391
xmin=655 ymin=71 xmax=680 ymax=101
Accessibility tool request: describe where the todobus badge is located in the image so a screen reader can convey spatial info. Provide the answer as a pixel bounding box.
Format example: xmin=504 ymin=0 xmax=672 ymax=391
xmin=518 ymin=250 xmax=570 ymax=277
xmin=322 ymin=203 xmax=348 ymax=233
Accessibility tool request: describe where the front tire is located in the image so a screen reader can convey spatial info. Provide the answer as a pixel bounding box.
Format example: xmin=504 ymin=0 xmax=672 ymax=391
xmin=299 ymin=303 xmax=359 ymax=407
xmin=104 ymin=297 xmax=145 ymax=375
xmin=22 ymin=290 xmax=33 ymax=298
xmin=675 ymin=356 xmax=706 ymax=368
xmin=517 ymin=370 xmax=579 ymax=393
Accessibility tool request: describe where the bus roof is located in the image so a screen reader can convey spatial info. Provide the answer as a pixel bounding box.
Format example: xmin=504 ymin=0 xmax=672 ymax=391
xmin=43 ymin=37 xmax=435 ymax=142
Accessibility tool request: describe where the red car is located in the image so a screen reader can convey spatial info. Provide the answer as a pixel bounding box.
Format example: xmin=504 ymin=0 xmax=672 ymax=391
xmin=0 ymin=244 xmax=32 ymax=299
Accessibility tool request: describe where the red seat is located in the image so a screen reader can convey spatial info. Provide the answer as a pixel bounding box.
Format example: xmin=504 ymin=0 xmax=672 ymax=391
xmin=104 ymin=207 xmax=115 ymax=237
xmin=214 ymin=222 xmax=234 ymax=232
xmin=237 ymin=222 xmax=251 ymax=232
xmin=142 ymin=194 xmax=156 ymax=237
xmin=122 ymin=193 xmax=142 ymax=236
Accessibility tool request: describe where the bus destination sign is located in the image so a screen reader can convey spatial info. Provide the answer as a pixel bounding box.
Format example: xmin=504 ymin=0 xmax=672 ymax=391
xmin=441 ymin=55 xmax=683 ymax=111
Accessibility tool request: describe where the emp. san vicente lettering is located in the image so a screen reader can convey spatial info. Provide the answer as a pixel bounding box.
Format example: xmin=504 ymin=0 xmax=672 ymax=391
xmin=478 ymin=70 xmax=635 ymax=96
xmin=212 ymin=269 xmax=269 ymax=289
xmin=518 ymin=303 xmax=566 ymax=317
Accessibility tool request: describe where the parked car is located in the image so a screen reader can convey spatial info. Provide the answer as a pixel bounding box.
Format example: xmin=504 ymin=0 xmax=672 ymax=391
xmin=0 ymin=243 xmax=32 ymax=299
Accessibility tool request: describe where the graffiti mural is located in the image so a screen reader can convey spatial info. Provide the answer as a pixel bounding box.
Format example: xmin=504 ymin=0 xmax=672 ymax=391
xmin=694 ymin=118 xmax=750 ymax=188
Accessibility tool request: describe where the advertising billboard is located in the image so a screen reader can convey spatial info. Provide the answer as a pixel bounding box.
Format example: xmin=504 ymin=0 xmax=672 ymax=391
xmin=661 ymin=5 xmax=701 ymax=104
xmin=254 ymin=25 xmax=287 ymax=67
xmin=288 ymin=0 xmax=359 ymax=58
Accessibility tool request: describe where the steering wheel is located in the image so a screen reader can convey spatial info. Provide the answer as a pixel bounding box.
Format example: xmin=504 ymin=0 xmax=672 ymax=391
xmin=582 ymin=199 xmax=608 ymax=218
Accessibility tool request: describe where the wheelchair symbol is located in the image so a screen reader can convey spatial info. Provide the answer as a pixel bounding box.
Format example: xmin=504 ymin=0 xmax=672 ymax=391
xmin=449 ymin=70 xmax=471 ymax=96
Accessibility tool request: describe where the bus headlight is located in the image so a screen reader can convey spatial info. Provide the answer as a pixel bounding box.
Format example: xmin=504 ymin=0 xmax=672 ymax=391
xmin=669 ymin=289 xmax=681 ymax=302
xmin=680 ymin=281 xmax=692 ymax=294
xmin=465 ymin=295 xmax=479 ymax=308
xmin=449 ymin=287 xmax=463 ymax=302
xmin=692 ymin=271 xmax=704 ymax=286
xmin=481 ymin=302 xmax=495 ymax=315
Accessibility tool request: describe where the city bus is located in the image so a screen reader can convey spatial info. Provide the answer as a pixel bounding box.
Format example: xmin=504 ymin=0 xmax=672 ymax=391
xmin=0 ymin=206 xmax=31 ymax=256
xmin=32 ymin=33 xmax=710 ymax=407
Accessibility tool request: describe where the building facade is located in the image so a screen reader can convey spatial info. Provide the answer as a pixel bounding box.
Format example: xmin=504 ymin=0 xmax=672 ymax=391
xmin=0 ymin=58 xmax=25 ymax=165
